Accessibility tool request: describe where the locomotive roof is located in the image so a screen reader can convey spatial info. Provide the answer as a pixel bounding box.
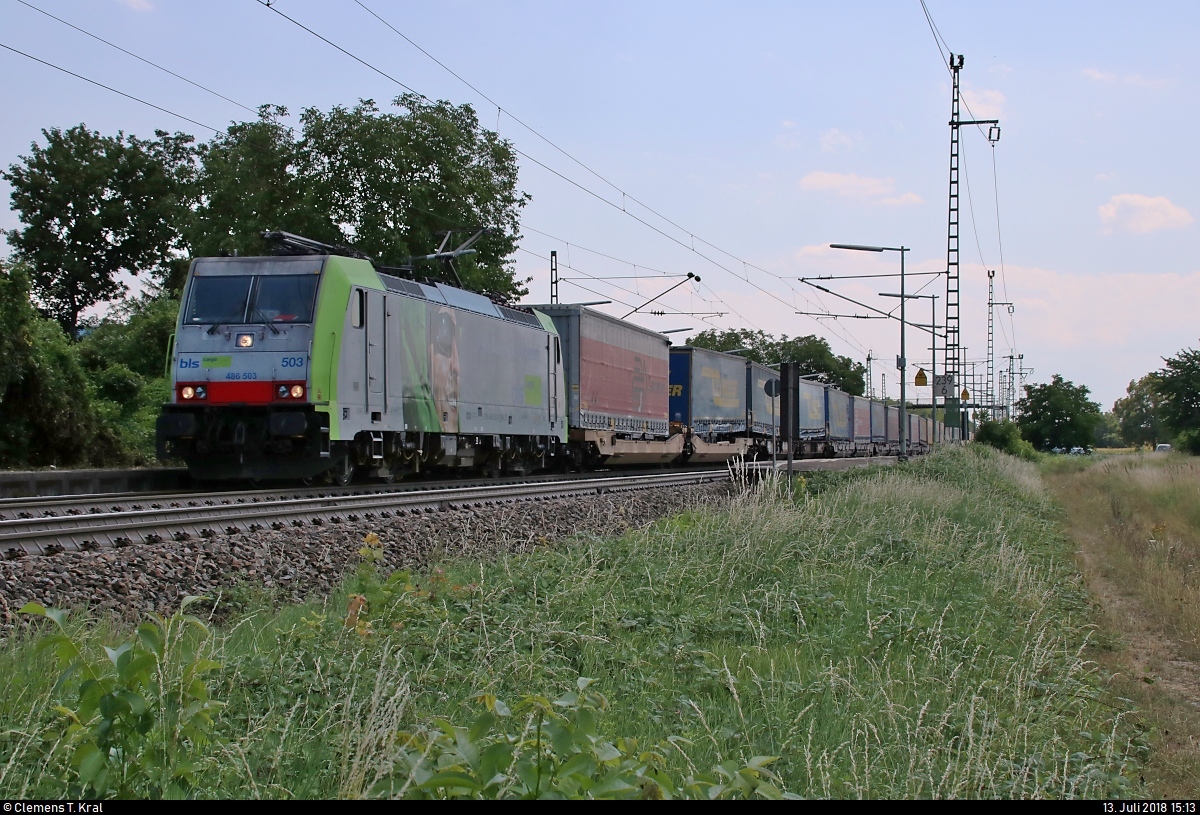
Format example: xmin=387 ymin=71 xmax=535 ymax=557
xmin=190 ymin=254 xmax=546 ymax=332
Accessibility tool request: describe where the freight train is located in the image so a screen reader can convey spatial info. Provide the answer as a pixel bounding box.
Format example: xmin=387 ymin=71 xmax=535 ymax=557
xmin=156 ymin=238 xmax=948 ymax=483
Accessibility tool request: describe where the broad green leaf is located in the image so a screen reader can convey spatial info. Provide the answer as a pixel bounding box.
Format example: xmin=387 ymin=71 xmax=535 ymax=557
xmin=419 ymin=771 xmax=481 ymax=792
xmin=556 ymin=751 xmax=596 ymax=778
xmin=104 ymin=642 xmax=132 ymax=670
xmin=468 ymin=711 xmax=496 ymax=742
xmin=594 ymin=741 xmax=621 ymax=763
xmin=492 ymin=698 xmax=512 ymax=717
xmin=118 ymin=690 xmax=147 ymax=717
xmin=137 ymin=622 xmax=165 ymax=659
xmin=180 ymin=594 xmax=211 ymax=611
xmin=753 ymin=782 xmax=785 ymax=800
xmin=17 ymin=601 xmax=46 ymax=617
xmin=73 ymin=743 xmax=105 ymax=785
xmin=52 ymin=704 xmax=81 ymax=725
xmin=514 ymin=756 xmax=540 ymax=793
xmin=574 ymin=706 xmax=598 ymax=740
xmin=746 ymin=755 xmax=780 ymax=769
xmin=589 ymin=773 xmax=637 ymax=798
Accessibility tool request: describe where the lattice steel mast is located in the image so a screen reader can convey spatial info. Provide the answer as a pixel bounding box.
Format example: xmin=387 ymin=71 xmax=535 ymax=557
xmin=945 ymin=54 xmax=964 ymax=436
xmin=944 ymin=54 xmax=998 ymax=437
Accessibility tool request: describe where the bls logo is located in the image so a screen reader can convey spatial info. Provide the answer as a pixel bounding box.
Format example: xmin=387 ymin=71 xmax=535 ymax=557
xmin=179 ymin=358 xmax=199 ymax=369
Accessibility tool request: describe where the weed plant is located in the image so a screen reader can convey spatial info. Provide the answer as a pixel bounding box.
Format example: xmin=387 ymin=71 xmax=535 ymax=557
xmin=0 ymin=447 xmax=1142 ymax=798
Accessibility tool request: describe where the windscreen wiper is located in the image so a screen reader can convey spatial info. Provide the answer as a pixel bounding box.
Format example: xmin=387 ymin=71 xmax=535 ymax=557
xmin=250 ymin=303 xmax=281 ymax=334
xmin=207 ymin=303 xmax=247 ymax=335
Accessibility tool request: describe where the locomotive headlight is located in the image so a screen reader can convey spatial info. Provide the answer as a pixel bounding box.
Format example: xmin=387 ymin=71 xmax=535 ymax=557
xmin=290 ymin=385 xmax=305 ymax=399
xmin=181 ymin=386 xmax=195 ymax=400
xmin=194 ymin=386 xmax=207 ymax=399
xmin=236 ymin=333 xmax=254 ymax=348
xmin=277 ymin=385 xmax=288 ymax=398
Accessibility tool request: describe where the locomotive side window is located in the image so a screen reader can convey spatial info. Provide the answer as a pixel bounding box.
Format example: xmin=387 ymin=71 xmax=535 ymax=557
xmin=185 ymin=276 xmax=252 ymax=324
xmin=351 ymin=289 xmax=365 ymax=328
xmin=251 ymin=275 xmax=319 ymax=323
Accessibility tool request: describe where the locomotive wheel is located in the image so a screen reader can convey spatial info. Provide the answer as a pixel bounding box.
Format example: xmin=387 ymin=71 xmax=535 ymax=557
xmin=327 ymin=456 xmax=354 ymax=487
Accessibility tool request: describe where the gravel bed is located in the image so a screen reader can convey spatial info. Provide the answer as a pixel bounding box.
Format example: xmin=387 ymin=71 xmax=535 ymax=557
xmin=0 ymin=481 xmax=733 ymax=633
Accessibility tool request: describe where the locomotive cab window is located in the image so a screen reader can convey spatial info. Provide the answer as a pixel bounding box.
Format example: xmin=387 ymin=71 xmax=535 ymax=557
xmin=251 ymin=275 xmax=318 ymax=323
xmin=185 ymin=274 xmax=318 ymax=326
xmin=351 ymin=289 xmax=365 ymax=328
xmin=185 ymin=276 xmax=252 ymax=325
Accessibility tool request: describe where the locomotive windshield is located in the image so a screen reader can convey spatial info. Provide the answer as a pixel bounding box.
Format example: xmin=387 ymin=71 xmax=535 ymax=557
xmin=185 ymin=275 xmax=319 ymax=325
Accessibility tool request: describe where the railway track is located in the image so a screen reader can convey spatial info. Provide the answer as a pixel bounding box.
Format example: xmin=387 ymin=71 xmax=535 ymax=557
xmin=1 ymin=469 xmax=731 ymax=558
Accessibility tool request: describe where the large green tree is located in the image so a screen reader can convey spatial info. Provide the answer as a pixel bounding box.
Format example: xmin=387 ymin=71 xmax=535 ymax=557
xmin=189 ymin=105 xmax=339 ymax=263
xmin=685 ymin=328 xmax=866 ymax=395
xmin=1156 ymin=344 xmax=1200 ymax=453
xmin=299 ymin=95 xmax=528 ymax=298
xmin=190 ymin=97 xmax=529 ymax=299
xmin=3 ymin=125 xmax=193 ymax=336
xmin=1112 ymin=373 xmax=1169 ymax=448
xmin=1015 ymin=374 xmax=1102 ymax=451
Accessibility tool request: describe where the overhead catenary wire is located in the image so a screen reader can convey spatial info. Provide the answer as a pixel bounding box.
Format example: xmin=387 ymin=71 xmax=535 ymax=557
xmin=14 ymin=0 xmax=259 ymax=115
xmin=261 ymin=0 xmax=794 ymax=342
xmin=991 ymin=144 xmax=1017 ymax=351
xmin=340 ymin=0 xmax=872 ymax=356
xmin=0 ymin=41 xmax=220 ymax=134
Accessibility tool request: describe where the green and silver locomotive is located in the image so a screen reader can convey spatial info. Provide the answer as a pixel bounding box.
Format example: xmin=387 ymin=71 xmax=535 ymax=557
xmin=157 ymin=240 xmax=567 ymax=483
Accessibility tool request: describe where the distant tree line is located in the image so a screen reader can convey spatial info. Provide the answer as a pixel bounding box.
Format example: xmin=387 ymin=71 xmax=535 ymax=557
xmin=974 ymin=343 xmax=1200 ymax=457
xmin=0 ymin=95 xmax=528 ymax=468
xmin=1111 ymin=345 xmax=1200 ymax=453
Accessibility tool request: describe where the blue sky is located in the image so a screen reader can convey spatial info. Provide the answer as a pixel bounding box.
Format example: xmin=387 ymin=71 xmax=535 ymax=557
xmin=2 ymin=0 xmax=1198 ymax=410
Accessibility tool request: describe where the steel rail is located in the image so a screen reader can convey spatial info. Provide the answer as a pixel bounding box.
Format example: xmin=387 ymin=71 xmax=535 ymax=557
xmin=1 ymin=470 xmax=730 ymax=557
xmin=0 ymin=468 xmax=724 ymax=521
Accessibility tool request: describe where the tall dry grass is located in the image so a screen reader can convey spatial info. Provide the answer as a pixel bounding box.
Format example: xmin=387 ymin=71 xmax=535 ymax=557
xmin=1056 ymin=454 xmax=1200 ymax=648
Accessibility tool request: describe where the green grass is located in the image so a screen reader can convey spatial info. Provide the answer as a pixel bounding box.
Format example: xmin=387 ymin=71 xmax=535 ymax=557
xmin=0 ymin=447 xmax=1144 ymax=798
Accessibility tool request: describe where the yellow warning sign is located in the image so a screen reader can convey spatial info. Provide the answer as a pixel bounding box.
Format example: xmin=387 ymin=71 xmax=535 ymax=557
xmin=961 ymin=388 xmax=970 ymax=401
xmin=914 ymin=368 xmax=928 ymax=387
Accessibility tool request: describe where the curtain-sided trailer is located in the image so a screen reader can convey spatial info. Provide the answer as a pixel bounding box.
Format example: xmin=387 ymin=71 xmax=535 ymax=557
xmin=747 ymin=361 xmax=780 ymax=443
xmin=532 ymin=304 xmax=679 ymax=465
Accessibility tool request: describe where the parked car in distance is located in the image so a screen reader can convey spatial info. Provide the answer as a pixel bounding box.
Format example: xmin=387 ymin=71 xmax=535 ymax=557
xmin=1069 ymin=446 xmax=1086 ymax=455
xmin=1155 ymin=443 xmax=1172 ymax=452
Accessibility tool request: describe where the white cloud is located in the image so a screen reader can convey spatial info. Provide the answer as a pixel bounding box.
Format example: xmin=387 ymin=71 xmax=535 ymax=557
xmin=1081 ymin=68 xmax=1116 ymax=83
xmin=799 ymin=171 xmax=921 ymax=206
xmin=819 ymin=128 xmax=857 ymax=152
xmin=1095 ymin=172 xmax=1117 ymax=182
xmin=119 ymin=0 xmax=154 ymax=9
xmin=881 ymin=192 xmax=923 ymax=206
xmin=775 ymin=120 xmax=801 ymax=149
xmin=1098 ymin=193 xmax=1193 ymax=234
xmin=961 ymin=87 xmax=1005 ymax=119
xmin=1082 ymin=68 xmax=1167 ymax=89
xmin=800 ymin=171 xmax=892 ymax=198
